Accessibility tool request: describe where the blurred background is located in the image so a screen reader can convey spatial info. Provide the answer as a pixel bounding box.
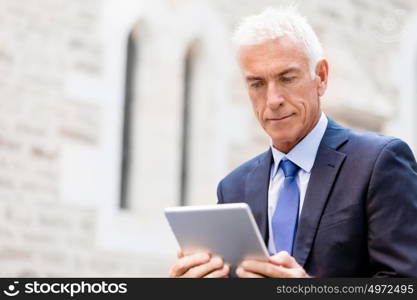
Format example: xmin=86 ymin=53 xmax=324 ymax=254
xmin=0 ymin=0 xmax=415 ymax=276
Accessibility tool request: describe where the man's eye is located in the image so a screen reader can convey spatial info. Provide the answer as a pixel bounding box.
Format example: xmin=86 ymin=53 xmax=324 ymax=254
xmin=250 ymin=81 xmax=264 ymax=88
xmin=281 ymin=76 xmax=295 ymax=83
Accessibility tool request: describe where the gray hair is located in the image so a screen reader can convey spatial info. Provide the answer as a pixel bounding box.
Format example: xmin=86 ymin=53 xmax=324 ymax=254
xmin=232 ymin=6 xmax=324 ymax=78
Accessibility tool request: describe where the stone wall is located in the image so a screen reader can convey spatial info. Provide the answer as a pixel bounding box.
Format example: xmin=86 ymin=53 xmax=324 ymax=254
xmin=0 ymin=0 xmax=144 ymax=276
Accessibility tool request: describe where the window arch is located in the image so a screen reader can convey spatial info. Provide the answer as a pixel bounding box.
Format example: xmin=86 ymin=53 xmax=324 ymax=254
xmin=120 ymin=23 xmax=142 ymax=209
xmin=179 ymin=41 xmax=199 ymax=206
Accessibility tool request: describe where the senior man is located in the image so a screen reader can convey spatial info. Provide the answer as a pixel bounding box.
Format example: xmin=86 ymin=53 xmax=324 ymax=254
xmin=169 ymin=7 xmax=417 ymax=278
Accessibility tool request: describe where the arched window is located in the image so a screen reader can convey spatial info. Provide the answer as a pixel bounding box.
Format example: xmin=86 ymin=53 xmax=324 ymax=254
xmin=120 ymin=26 xmax=140 ymax=209
xmin=179 ymin=43 xmax=198 ymax=206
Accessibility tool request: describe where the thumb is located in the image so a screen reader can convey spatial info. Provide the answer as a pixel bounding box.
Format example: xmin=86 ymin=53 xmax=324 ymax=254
xmin=176 ymin=249 xmax=184 ymax=259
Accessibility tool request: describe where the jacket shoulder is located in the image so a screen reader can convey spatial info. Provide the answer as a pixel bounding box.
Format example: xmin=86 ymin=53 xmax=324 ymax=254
xmin=337 ymin=126 xmax=415 ymax=171
xmin=219 ymin=149 xmax=270 ymax=185
xmin=343 ymin=128 xmax=402 ymax=154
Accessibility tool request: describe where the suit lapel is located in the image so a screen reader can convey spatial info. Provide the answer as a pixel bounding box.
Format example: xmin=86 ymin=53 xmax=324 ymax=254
xmin=293 ymin=120 xmax=349 ymax=266
xmin=245 ymin=150 xmax=272 ymax=243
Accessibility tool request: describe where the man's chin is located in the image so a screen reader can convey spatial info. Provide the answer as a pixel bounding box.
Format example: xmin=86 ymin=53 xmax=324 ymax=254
xmin=270 ymin=136 xmax=297 ymax=150
xmin=267 ymin=130 xmax=295 ymax=142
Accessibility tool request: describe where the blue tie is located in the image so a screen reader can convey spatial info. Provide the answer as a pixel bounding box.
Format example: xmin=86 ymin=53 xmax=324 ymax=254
xmin=272 ymin=159 xmax=300 ymax=255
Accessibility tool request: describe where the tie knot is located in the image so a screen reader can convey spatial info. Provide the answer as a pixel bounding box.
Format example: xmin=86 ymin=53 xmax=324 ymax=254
xmin=280 ymin=159 xmax=300 ymax=178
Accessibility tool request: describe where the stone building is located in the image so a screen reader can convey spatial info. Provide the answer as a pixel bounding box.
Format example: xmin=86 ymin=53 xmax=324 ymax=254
xmin=0 ymin=0 xmax=415 ymax=276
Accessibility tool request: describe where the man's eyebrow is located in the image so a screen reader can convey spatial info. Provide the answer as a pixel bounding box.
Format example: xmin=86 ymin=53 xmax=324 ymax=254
xmin=245 ymin=75 xmax=263 ymax=81
xmin=276 ymin=67 xmax=300 ymax=77
xmin=245 ymin=68 xmax=300 ymax=81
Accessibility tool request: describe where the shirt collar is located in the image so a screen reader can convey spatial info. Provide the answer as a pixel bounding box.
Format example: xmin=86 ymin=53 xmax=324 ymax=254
xmin=270 ymin=112 xmax=328 ymax=177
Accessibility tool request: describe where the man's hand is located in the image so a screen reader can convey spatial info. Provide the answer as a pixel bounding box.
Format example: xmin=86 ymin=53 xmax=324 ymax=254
xmin=168 ymin=250 xmax=230 ymax=278
xmin=236 ymin=251 xmax=310 ymax=278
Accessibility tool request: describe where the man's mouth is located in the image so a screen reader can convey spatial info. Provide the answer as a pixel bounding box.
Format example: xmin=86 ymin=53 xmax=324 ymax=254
xmin=267 ymin=113 xmax=294 ymax=121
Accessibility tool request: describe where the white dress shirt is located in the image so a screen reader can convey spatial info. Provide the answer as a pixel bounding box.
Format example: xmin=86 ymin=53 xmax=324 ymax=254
xmin=267 ymin=112 xmax=328 ymax=254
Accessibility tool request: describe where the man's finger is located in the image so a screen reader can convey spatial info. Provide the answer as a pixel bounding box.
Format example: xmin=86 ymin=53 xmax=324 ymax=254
xmin=269 ymin=251 xmax=298 ymax=268
xmin=176 ymin=249 xmax=184 ymax=259
xmin=236 ymin=266 xmax=265 ymax=278
xmin=240 ymin=260 xmax=289 ymax=277
xmin=204 ymin=264 xmax=230 ymax=278
xmin=169 ymin=253 xmax=211 ymax=277
xmin=181 ymin=255 xmax=224 ymax=278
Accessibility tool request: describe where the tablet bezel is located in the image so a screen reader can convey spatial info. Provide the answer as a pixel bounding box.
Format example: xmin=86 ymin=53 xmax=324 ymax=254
xmin=165 ymin=203 xmax=269 ymax=267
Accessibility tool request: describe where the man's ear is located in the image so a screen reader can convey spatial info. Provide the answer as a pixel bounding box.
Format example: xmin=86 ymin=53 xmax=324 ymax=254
xmin=315 ymin=59 xmax=329 ymax=97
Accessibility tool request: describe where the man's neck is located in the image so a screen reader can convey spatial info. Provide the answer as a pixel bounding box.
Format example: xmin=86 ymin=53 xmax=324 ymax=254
xmin=272 ymin=113 xmax=322 ymax=154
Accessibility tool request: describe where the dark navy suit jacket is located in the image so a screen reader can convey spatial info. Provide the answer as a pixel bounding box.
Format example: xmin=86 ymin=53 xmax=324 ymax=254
xmin=217 ymin=119 xmax=417 ymax=277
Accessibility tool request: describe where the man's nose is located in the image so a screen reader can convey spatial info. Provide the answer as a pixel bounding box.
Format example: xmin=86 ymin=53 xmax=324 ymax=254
xmin=266 ymin=83 xmax=285 ymax=110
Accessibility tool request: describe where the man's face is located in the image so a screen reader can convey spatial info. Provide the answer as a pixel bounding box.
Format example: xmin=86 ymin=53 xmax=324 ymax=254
xmin=238 ymin=37 xmax=327 ymax=153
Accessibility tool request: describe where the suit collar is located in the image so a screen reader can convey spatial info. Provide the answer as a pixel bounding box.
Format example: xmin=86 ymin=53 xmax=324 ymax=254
xmin=321 ymin=118 xmax=350 ymax=150
xmin=293 ymin=118 xmax=349 ymax=266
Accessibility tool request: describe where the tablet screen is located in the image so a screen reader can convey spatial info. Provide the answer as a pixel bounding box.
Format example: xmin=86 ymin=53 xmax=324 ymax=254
xmin=165 ymin=203 xmax=269 ymax=266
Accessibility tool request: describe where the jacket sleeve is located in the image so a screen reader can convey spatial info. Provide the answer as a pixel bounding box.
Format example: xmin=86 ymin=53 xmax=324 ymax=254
xmin=367 ymin=139 xmax=417 ymax=277
xmin=216 ymin=179 xmax=224 ymax=204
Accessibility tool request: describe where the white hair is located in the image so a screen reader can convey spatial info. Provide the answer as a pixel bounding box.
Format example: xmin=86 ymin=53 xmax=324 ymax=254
xmin=232 ymin=6 xmax=324 ymax=78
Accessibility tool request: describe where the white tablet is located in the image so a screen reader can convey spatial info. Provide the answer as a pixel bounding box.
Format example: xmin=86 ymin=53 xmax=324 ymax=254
xmin=164 ymin=203 xmax=269 ymax=266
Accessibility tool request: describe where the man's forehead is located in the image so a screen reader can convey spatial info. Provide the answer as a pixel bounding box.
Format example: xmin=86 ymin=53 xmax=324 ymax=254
xmin=243 ymin=65 xmax=302 ymax=79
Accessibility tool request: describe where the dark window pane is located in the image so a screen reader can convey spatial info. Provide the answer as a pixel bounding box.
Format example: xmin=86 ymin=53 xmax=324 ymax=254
xmin=120 ymin=30 xmax=138 ymax=210
xmin=179 ymin=47 xmax=194 ymax=206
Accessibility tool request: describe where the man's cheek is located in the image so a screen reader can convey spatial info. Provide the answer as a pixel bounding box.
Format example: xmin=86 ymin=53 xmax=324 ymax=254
xmin=253 ymin=107 xmax=263 ymax=122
